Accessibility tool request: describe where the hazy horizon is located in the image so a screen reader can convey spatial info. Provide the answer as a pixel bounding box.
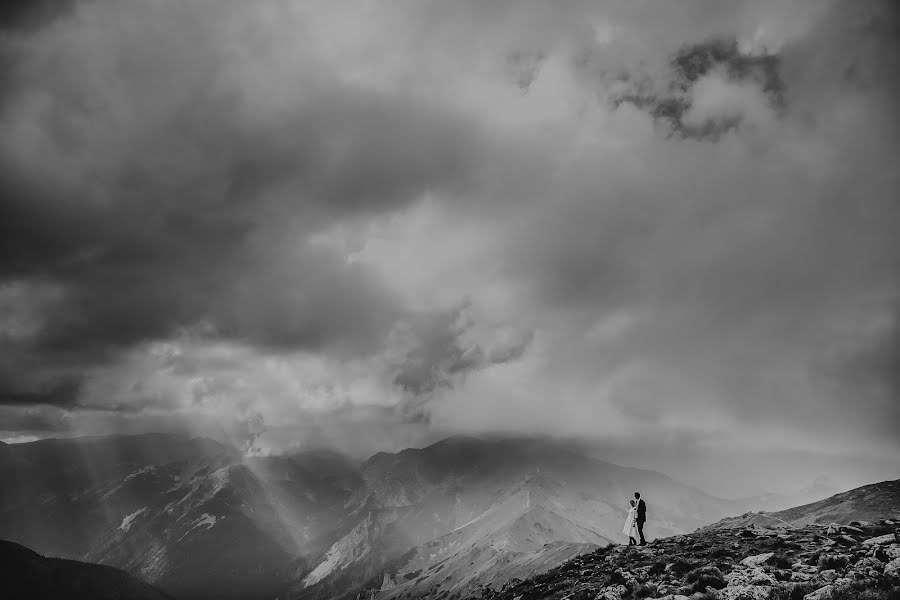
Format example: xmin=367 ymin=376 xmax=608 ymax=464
xmin=1 ymin=0 xmax=899 ymax=500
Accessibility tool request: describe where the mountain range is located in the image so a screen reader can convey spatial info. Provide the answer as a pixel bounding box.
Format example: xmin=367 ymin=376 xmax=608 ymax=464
xmin=0 ymin=433 xmax=894 ymax=600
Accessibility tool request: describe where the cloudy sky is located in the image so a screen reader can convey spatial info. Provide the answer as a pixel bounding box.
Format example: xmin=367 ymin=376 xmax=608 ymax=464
xmin=1 ymin=0 xmax=898 ymax=496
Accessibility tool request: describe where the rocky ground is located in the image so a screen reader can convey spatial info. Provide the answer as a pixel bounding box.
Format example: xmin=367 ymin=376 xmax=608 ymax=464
xmin=476 ymin=520 xmax=900 ymax=600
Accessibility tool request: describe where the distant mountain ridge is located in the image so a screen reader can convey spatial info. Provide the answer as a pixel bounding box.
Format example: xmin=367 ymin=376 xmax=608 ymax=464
xmin=0 ymin=433 xmax=744 ymax=600
xmin=730 ymin=475 xmax=843 ymax=514
xmin=705 ymin=479 xmax=900 ymax=532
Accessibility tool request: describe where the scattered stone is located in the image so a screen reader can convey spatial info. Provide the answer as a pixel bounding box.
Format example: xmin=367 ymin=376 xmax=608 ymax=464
xmin=741 ymin=553 xmax=775 ymax=568
xmin=596 ymin=584 xmax=628 ymax=600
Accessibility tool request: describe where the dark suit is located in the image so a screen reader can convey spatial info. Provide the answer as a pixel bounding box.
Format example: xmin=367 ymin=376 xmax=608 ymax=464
xmin=635 ymin=499 xmax=646 ymax=544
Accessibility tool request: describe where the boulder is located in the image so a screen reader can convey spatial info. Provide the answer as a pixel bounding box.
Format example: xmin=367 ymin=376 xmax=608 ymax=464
xmin=727 ymin=568 xmax=777 ymax=588
xmin=827 ymin=524 xmax=841 ymax=535
xmin=841 ymin=526 xmax=864 ymax=535
xmin=597 ymin=584 xmax=629 ymax=600
xmin=803 ymin=585 xmax=833 ymax=600
xmin=741 ymin=553 xmax=775 ymax=568
xmin=853 ymin=557 xmax=884 ymax=574
xmin=719 ymin=585 xmax=773 ymax=600
xmin=885 ymin=545 xmax=900 ymax=561
xmin=862 ymin=534 xmax=896 ymax=546
xmin=884 ymin=557 xmax=900 ymax=578
xmin=820 ymin=570 xmax=837 ymax=583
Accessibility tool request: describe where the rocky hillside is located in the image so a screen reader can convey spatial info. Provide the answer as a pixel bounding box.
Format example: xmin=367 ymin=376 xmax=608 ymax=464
xmin=0 ymin=539 xmax=174 ymax=600
xmin=477 ymin=519 xmax=900 ymax=600
xmin=707 ymin=480 xmax=900 ymax=532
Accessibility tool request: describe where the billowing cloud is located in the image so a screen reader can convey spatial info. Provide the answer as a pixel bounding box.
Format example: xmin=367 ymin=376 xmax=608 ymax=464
xmin=0 ymin=0 xmax=898 ymax=492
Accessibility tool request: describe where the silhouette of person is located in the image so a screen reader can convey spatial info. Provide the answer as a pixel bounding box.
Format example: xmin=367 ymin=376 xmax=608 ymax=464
xmin=634 ymin=491 xmax=647 ymax=545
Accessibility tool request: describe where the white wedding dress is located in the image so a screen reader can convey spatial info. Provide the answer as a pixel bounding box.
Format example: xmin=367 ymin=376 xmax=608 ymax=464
xmin=623 ymin=505 xmax=638 ymax=539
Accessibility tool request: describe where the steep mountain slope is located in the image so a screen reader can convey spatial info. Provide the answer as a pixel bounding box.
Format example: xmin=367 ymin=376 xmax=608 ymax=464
xmin=298 ymin=436 xmax=739 ymax=599
xmin=482 ymin=518 xmax=900 ymax=600
xmin=0 ymin=539 xmax=174 ymax=600
xmin=0 ymin=434 xmax=358 ymax=600
xmin=707 ymin=480 xmax=900 ymax=531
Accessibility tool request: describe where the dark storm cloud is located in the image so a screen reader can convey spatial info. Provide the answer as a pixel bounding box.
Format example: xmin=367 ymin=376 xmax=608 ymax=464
xmin=609 ymin=37 xmax=783 ymax=139
xmin=0 ymin=0 xmax=491 ymax=410
xmin=0 ymin=373 xmax=81 ymax=408
xmin=0 ymin=0 xmax=75 ymax=32
xmin=0 ymin=0 xmax=897 ymax=483
xmin=392 ymin=305 xmax=533 ymax=395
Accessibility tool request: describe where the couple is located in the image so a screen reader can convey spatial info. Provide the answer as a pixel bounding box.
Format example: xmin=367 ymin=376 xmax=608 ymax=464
xmin=622 ymin=491 xmax=647 ymax=546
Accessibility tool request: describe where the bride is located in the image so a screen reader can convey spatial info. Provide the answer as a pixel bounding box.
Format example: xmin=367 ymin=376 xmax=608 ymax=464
xmin=623 ymin=499 xmax=638 ymax=545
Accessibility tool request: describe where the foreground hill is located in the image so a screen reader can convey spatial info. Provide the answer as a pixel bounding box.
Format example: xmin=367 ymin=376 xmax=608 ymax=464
xmin=481 ymin=518 xmax=900 ymax=600
xmin=0 ymin=539 xmax=174 ymax=600
xmin=706 ymin=480 xmax=900 ymax=531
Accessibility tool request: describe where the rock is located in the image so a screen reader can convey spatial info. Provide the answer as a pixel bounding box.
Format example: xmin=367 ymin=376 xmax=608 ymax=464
xmin=597 ymin=584 xmax=629 ymax=600
xmin=804 ymin=585 xmax=833 ymax=600
xmin=836 ymin=535 xmax=858 ymax=546
xmin=827 ymin=524 xmax=841 ymax=535
xmin=862 ymin=534 xmax=896 ymax=546
xmin=841 ymin=526 xmax=864 ymax=535
xmin=741 ymin=553 xmax=775 ymax=568
xmin=854 ymin=557 xmax=884 ymax=573
xmin=885 ymin=557 xmax=900 ymax=578
xmin=658 ymin=595 xmax=690 ymax=600
xmin=885 ymin=545 xmax=900 ymax=561
xmin=790 ymin=572 xmax=814 ymax=582
xmin=820 ymin=570 xmax=837 ymax=582
xmin=720 ymin=585 xmax=773 ymax=600
xmin=728 ymin=569 xmax=777 ymax=587
xmin=614 ymin=568 xmax=637 ymax=587
xmin=792 ymin=562 xmax=817 ymax=573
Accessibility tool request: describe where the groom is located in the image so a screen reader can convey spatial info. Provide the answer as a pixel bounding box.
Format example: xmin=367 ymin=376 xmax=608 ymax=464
xmin=634 ymin=492 xmax=647 ymax=545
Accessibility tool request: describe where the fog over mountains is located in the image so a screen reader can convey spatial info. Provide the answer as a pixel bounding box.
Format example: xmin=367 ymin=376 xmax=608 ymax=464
xmin=0 ymin=433 xmax=866 ymax=600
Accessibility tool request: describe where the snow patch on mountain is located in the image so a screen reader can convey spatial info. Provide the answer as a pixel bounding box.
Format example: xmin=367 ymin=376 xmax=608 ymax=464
xmin=119 ymin=508 xmax=148 ymax=532
xmin=124 ymin=465 xmax=157 ymax=482
xmin=179 ymin=513 xmax=220 ymax=541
